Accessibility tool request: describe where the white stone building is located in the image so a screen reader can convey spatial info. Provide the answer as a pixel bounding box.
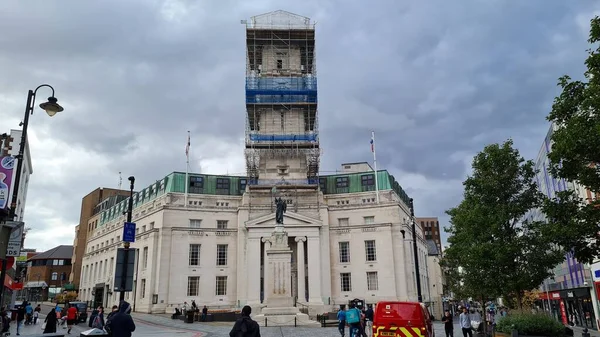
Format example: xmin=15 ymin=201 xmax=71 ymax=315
xmin=1 ymin=129 xmax=33 ymax=221
xmin=78 ymin=11 xmax=431 ymax=316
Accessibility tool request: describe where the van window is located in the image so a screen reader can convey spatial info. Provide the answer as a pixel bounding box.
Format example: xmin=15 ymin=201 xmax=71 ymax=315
xmin=376 ymin=302 xmax=421 ymax=320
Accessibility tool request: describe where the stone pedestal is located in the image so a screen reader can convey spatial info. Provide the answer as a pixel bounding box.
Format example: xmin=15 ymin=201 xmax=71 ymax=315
xmin=254 ymin=226 xmax=319 ymax=327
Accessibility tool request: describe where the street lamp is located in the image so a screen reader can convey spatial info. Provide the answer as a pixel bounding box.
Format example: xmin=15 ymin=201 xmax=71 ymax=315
xmin=119 ymin=176 xmax=135 ymax=302
xmin=409 ymin=198 xmax=423 ymax=303
xmin=0 ymin=84 xmax=63 ymax=308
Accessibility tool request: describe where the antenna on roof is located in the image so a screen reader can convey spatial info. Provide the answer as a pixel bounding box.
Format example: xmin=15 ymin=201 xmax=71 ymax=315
xmin=118 ymin=172 xmax=122 ymax=190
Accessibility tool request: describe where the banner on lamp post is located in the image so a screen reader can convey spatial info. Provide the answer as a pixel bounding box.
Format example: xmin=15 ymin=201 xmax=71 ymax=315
xmin=0 ymin=156 xmax=15 ymax=211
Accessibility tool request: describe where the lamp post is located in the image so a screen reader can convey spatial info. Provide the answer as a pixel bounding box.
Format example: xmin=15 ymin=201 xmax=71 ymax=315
xmin=409 ymin=198 xmax=423 ymax=303
xmin=0 ymin=84 xmax=63 ymax=308
xmin=119 ymin=176 xmax=135 ymax=302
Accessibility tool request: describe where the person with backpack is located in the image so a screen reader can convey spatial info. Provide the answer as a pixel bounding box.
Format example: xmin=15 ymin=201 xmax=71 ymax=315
xmin=229 ymin=305 xmax=261 ymax=337
xmin=346 ymin=303 xmax=362 ymax=337
xmin=91 ymin=306 xmax=105 ymax=330
xmin=337 ymin=305 xmax=347 ymax=337
xmin=105 ymin=301 xmax=135 ymax=337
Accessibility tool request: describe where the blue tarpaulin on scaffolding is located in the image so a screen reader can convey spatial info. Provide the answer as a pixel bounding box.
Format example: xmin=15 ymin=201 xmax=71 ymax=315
xmin=249 ymin=134 xmax=318 ymax=142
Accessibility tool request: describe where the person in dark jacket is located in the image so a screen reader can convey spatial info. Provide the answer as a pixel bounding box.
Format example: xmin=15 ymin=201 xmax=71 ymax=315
xmin=16 ymin=302 xmax=26 ymax=335
xmin=44 ymin=308 xmax=58 ymax=334
xmin=89 ymin=307 xmax=99 ymax=327
xmin=229 ymin=305 xmax=260 ymax=337
xmin=106 ymin=301 xmax=135 ymax=337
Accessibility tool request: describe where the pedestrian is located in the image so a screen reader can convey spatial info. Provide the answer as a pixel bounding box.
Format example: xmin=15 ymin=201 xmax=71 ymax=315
xmin=16 ymin=302 xmax=25 ymax=335
xmin=43 ymin=308 xmax=58 ymax=334
xmin=34 ymin=304 xmax=41 ymax=325
xmin=459 ymin=307 xmax=472 ymax=337
xmin=229 ymin=305 xmax=261 ymax=337
xmin=25 ymin=302 xmax=33 ymax=325
xmin=442 ymin=310 xmax=454 ymax=337
xmin=104 ymin=301 xmax=135 ymax=337
xmin=0 ymin=311 xmax=10 ymax=335
xmin=202 ymin=305 xmax=208 ymax=322
xmin=346 ymin=303 xmax=362 ymax=337
xmin=337 ymin=305 xmax=346 ymax=337
xmin=89 ymin=306 xmax=99 ymax=327
xmin=66 ymin=303 xmax=78 ymax=334
xmin=92 ymin=306 xmax=105 ymax=330
xmin=365 ymin=305 xmax=374 ymax=337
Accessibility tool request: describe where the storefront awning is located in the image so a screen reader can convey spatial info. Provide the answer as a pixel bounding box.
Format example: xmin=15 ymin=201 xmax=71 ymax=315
xmin=24 ymin=281 xmax=48 ymax=288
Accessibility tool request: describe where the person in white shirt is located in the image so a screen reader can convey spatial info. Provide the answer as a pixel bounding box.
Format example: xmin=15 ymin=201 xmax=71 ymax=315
xmin=459 ymin=308 xmax=472 ymax=337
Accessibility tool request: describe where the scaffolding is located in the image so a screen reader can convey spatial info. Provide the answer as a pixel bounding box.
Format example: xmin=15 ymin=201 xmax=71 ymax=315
xmin=244 ymin=10 xmax=320 ymax=184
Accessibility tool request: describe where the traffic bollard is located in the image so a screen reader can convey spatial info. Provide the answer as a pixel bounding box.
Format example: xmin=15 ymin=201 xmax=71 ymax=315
xmin=582 ymin=328 xmax=590 ymax=337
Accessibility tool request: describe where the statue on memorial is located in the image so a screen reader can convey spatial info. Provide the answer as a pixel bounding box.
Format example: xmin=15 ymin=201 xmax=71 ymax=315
xmin=275 ymin=197 xmax=287 ymax=224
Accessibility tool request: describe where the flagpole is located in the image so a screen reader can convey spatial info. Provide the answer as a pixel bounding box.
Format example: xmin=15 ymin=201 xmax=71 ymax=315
xmin=185 ymin=131 xmax=190 ymax=208
xmin=372 ymin=130 xmax=380 ymax=204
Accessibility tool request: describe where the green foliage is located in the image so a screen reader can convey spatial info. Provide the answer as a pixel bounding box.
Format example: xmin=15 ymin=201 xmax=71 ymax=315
xmin=496 ymin=313 xmax=564 ymax=337
xmin=443 ymin=140 xmax=564 ymax=306
xmin=543 ymin=16 xmax=600 ymax=264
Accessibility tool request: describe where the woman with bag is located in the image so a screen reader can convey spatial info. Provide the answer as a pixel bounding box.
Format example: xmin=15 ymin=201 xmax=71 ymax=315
xmin=43 ymin=308 xmax=58 ymax=334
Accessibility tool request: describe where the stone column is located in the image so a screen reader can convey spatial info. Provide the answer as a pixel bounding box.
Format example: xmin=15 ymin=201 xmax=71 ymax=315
xmin=247 ymin=238 xmax=261 ymax=304
xmin=307 ymin=236 xmax=323 ymax=304
xmin=261 ymin=237 xmax=271 ymax=302
xmin=295 ymin=236 xmax=306 ymax=302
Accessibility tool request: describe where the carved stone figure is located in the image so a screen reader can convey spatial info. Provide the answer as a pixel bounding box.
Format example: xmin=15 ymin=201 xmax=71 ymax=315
xmin=275 ymin=197 xmax=287 ymax=224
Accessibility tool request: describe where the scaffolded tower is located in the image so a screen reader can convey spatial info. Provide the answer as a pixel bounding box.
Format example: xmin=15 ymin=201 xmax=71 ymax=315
xmin=244 ymin=10 xmax=320 ymax=218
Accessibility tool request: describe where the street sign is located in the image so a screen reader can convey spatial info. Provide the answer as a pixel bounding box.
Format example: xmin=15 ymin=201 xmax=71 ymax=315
xmin=3 ymin=221 xmax=24 ymax=257
xmin=113 ymin=248 xmax=136 ymax=292
xmin=123 ymin=222 xmax=136 ymax=243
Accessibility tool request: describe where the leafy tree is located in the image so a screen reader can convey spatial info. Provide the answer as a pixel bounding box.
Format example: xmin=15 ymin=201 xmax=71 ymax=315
xmin=443 ymin=140 xmax=564 ymax=309
xmin=543 ymin=16 xmax=600 ymax=264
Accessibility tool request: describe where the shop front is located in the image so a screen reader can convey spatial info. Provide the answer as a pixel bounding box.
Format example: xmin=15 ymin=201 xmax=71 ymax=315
xmin=559 ymin=287 xmax=597 ymax=329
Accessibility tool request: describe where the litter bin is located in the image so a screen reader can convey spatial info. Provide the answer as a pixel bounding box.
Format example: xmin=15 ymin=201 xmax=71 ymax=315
xmin=80 ymin=328 xmax=109 ymax=336
xmin=186 ymin=311 xmax=195 ymax=323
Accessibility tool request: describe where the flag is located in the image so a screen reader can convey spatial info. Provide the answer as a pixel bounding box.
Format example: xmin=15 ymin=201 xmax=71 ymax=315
xmin=185 ymin=132 xmax=190 ymax=157
xmin=370 ymin=135 xmax=374 ymax=153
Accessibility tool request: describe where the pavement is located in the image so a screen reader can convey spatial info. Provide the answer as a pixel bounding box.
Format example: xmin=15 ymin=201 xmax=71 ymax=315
xmin=15 ymin=303 xmax=597 ymax=337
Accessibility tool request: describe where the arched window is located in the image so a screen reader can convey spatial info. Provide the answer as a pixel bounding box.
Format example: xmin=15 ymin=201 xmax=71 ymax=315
xmin=51 ymin=272 xmax=58 ymax=281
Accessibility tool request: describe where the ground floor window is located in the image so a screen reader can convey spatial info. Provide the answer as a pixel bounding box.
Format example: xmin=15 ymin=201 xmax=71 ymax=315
xmin=216 ymin=276 xmax=227 ymax=296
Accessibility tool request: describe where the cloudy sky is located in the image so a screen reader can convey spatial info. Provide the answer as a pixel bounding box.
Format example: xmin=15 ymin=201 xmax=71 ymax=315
xmin=0 ymin=0 xmax=598 ymax=251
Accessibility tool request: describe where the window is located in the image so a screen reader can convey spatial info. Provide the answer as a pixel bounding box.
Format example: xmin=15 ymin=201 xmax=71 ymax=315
xmin=143 ymin=247 xmax=149 ymax=270
xmin=319 ymin=177 xmax=327 ymax=193
xmin=216 ymin=178 xmax=230 ymax=194
xmin=276 ymin=59 xmax=283 ymax=69
xmin=217 ymin=220 xmax=228 ymax=229
xmin=189 ymin=244 xmax=200 ymax=266
xmin=336 ymin=177 xmax=349 ymax=188
xmin=364 ymin=216 xmax=375 ymax=225
xmin=189 ymin=219 xmax=202 ymax=228
xmin=187 ymin=276 xmax=200 ymax=296
xmin=365 ymin=240 xmax=377 ymax=261
xmin=239 ymin=179 xmax=247 ymax=193
xmin=142 ymin=225 xmax=146 ymax=232
xmin=367 ymin=271 xmax=379 ymax=291
xmin=361 ymin=174 xmax=375 ymax=189
xmin=339 ymin=242 xmax=350 ymax=263
xmin=217 ymin=245 xmax=228 ymax=266
xmin=189 ymin=176 xmax=204 ymax=193
xmin=338 ymin=218 xmax=349 ymax=226
xmin=141 ymin=279 xmax=146 ymax=298
xmin=51 ymin=272 xmax=58 ymax=281
xmin=110 ymin=257 xmax=114 ymax=274
xmin=216 ymin=276 xmax=227 ymax=296
xmin=340 ymin=273 xmax=351 ymax=292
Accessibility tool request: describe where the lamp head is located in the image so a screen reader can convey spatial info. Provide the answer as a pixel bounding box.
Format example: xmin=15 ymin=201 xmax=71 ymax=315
xmin=39 ymin=97 xmax=63 ymax=117
xmin=128 ymin=176 xmax=135 ymax=183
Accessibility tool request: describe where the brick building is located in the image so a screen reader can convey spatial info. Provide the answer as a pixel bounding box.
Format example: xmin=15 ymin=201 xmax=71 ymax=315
xmin=25 ymin=245 xmax=73 ymax=301
xmin=70 ymin=188 xmax=130 ymax=291
xmin=416 ymin=217 xmax=442 ymax=255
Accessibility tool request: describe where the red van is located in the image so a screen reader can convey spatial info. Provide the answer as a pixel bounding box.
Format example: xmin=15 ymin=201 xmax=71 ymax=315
xmin=373 ymin=301 xmax=434 ymax=337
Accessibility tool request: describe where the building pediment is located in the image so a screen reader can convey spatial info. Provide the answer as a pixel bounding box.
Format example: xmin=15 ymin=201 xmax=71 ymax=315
xmin=246 ymin=212 xmax=322 ymax=228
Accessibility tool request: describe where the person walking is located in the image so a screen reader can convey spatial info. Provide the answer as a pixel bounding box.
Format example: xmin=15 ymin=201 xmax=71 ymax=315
xmin=25 ymin=302 xmax=33 ymax=325
xmin=337 ymin=305 xmax=347 ymax=337
xmin=105 ymin=301 xmax=135 ymax=337
xmin=34 ymin=304 xmax=41 ymax=325
xmin=229 ymin=305 xmax=261 ymax=337
xmin=66 ymin=303 xmax=78 ymax=334
xmin=365 ymin=305 xmax=374 ymax=337
xmin=15 ymin=302 xmax=25 ymax=335
xmin=459 ymin=307 xmax=472 ymax=337
xmin=91 ymin=306 xmax=105 ymax=330
xmin=346 ymin=303 xmax=362 ymax=337
xmin=43 ymin=308 xmax=58 ymax=334
xmin=202 ymin=305 xmax=208 ymax=322
xmin=442 ymin=310 xmax=454 ymax=337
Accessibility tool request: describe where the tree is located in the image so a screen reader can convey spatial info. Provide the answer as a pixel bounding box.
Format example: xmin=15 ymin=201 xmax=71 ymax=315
xmin=443 ymin=140 xmax=564 ymax=309
xmin=543 ymin=16 xmax=600 ymax=264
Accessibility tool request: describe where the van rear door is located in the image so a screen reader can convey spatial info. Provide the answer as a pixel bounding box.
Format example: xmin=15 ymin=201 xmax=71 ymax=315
xmin=374 ymin=302 xmax=426 ymax=337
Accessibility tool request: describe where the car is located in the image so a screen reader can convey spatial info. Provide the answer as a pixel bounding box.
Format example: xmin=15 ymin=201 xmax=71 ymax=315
xmin=67 ymin=301 xmax=88 ymax=323
xmin=373 ymin=301 xmax=434 ymax=337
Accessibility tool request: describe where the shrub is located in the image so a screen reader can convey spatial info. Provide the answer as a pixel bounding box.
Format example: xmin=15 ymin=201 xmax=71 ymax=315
xmin=496 ymin=313 xmax=564 ymax=337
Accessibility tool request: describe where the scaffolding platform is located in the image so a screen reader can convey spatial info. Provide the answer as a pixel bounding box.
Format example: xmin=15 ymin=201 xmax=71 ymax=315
xmin=248 ymin=134 xmax=318 ymax=142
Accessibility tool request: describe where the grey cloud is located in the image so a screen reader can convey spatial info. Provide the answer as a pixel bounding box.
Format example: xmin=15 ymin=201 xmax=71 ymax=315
xmin=0 ymin=0 xmax=599 ymax=250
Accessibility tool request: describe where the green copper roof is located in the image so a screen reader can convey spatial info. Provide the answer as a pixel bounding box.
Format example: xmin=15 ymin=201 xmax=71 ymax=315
xmin=98 ymin=170 xmax=410 ymax=226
